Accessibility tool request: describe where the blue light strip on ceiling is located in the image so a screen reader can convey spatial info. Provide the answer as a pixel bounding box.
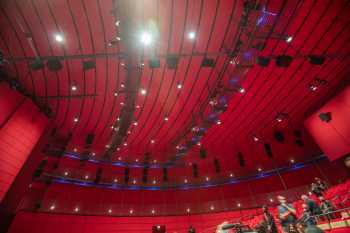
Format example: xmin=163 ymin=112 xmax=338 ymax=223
xmin=49 ymin=154 xmax=326 ymax=191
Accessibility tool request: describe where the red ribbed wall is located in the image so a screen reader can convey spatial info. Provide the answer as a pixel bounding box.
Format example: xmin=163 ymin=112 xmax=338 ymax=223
xmin=0 ymin=83 xmax=48 ymax=202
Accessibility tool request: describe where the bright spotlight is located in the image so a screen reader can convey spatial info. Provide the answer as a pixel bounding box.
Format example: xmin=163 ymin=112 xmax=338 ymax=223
xmin=55 ymin=34 xmax=64 ymax=43
xmin=188 ymin=31 xmax=196 ymax=40
xmin=140 ymin=88 xmax=147 ymax=95
xmin=286 ymin=36 xmax=293 ymax=43
xmin=140 ymin=31 xmax=152 ymax=46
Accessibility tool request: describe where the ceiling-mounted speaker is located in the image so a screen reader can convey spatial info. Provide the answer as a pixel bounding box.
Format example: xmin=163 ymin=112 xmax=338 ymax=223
xmin=142 ymin=167 xmax=148 ymax=183
xmin=85 ymin=133 xmax=95 ymax=145
xmin=237 ymin=152 xmax=245 ymax=167
xmin=276 ymin=55 xmax=292 ymax=67
xmin=166 ymin=55 xmax=179 ymax=69
xmin=273 ymin=131 xmax=285 ymax=142
xmin=30 ymin=58 xmax=44 ymax=70
xmin=124 ymin=167 xmax=129 ymax=183
xmin=94 ymin=167 xmax=102 ymax=183
xmin=257 ymin=56 xmax=270 ymax=67
xmin=264 ymin=143 xmax=273 ymax=158
xmin=192 ymin=163 xmax=198 ymax=178
xmin=83 ymin=60 xmax=96 ymax=70
xmin=294 ymin=129 xmax=302 ymax=138
xmin=214 ymin=159 xmax=220 ymax=173
xmin=201 ymin=58 xmax=215 ymax=67
xmin=199 ymin=147 xmax=207 ymax=159
xmin=163 ymin=167 xmax=168 ymax=182
xmin=308 ymin=55 xmax=325 ymax=65
xmin=295 ymin=139 xmax=304 ymax=147
xmin=47 ymin=58 xmax=62 ymax=71
xmin=149 ymin=58 xmax=160 ymax=68
xmin=319 ymin=112 xmax=332 ymax=122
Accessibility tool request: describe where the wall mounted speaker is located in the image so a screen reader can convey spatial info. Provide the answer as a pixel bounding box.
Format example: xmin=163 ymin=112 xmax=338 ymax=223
xmin=264 ymin=143 xmax=273 ymax=158
xmin=83 ymin=60 xmax=96 ymax=70
xmin=85 ymin=133 xmax=95 ymax=145
xmin=163 ymin=167 xmax=168 ymax=182
xmin=214 ymin=159 xmax=220 ymax=173
xmin=200 ymin=147 xmax=207 ymax=159
xmin=192 ymin=163 xmax=198 ymax=178
xmin=237 ymin=152 xmax=245 ymax=167
xmin=47 ymin=58 xmax=62 ymax=71
xmin=273 ymin=131 xmax=285 ymax=142
xmin=319 ymin=112 xmax=332 ymax=122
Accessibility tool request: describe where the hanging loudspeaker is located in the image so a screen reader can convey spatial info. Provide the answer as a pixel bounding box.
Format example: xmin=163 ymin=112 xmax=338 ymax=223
xmin=273 ymin=131 xmax=285 ymax=142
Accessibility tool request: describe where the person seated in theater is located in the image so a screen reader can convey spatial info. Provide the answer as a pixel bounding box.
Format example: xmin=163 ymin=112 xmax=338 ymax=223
xmin=301 ymin=195 xmax=322 ymax=216
xmin=310 ymin=183 xmax=323 ymax=197
xmin=261 ymin=205 xmax=278 ymax=233
xmin=299 ymin=204 xmax=324 ymax=233
xmin=215 ymin=221 xmax=229 ymax=233
xmin=314 ymin=177 xmax=327 ymax=191
xmin=277 ymin=195 xmax=297 ymax=233
xmin=319 ymin=196 xmax=335 ymax=220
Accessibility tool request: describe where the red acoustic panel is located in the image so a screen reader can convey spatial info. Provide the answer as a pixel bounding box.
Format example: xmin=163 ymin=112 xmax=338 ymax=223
xmin=304 ymin=85 xmax=350 ymax=161
xmin=0 ymin=84 xmax=48 ymax=202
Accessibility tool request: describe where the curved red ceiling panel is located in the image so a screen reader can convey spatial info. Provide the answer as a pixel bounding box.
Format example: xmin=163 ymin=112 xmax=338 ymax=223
xmin=1 ymin=0 xmax=350 ymax=180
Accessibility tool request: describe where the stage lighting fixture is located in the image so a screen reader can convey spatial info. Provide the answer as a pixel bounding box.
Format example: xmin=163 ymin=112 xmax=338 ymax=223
xmin=74 ymin=207 xmax=79 ymax=212
xmin=84 ymin=175 xmax=89 ymax=179
xmin=188 ymin=31 xmax=196 ymax=39
xmin=129 ymin=209 xmax=133 ymax=214
xmin=270 ymin=198 xmax=274 ymax=203
xmin=50 ymin=205 xmax=55 ymax=210
xmin=151 ymin=209 xmax=155 ymax=214
xmin=133 ymin=121 xmax=138 ymax=126
xmin=73 ymin=117 xmax=79 ymax=123
xmin=253 ymin=135 xmax=259 ymax=142
xmin=258 ymin=168 xmax=262 ymax=172
xmin=108 ymin=209 xmax=112 ymax=213
xmin=238 ymin=87 xmax=245 ymax=93
xmin=290 ymin=159 xmax=295 ymax=163
xmin=230 ymin=173 xmax=234 ymax=177
xmin=71 ymin=85 xmax=77 ymax=91
xmin=177 ymin=83 xmax=182 ymax=89
xmin=237 ymin=203 xmax=241 ymax=207
xmin=210 ymin=205 xmax=214 ymax=210
xmin=206 ymin=176 xmax=210 ymax=181
xmin=150 ymin=139 xmax=155 ymax=144
xmin=309 ymin=84 xmax=318 ymax=92
xmin=164 ymin=116 xmax=169 ymax=121
xmin=184 ymin=179 xmax=188 ymax=183
xmin=140 ymin=31 xmax=152 ymax=46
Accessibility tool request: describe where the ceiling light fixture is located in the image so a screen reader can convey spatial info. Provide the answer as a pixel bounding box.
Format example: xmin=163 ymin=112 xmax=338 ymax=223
xmin=74 ymin=207 xmax=79 ymax=212
xmin=150 ymin=139 xmax=155 ymax=144
xmin=177 ymin=84 xmax=182 ymax=89
xmin=73 ymin=117 xmax=79 ymax=123
xmin=50 ymin=205 xmax=55 ymax=210
xmin=238 ymin=87 xmax=245 ymax=93
xmin=54 ymin=34 xmax=64 ymax=43
xmin=286 ymin=36 xmax=293 ymax=43
xmin=140 ymin=31 xmax=152 ymax=46
xmin=71 ymin=85 xmax=77 ymax=91
xmin=164 ymin=117 xmax=169 ymax=121
xmin=188 ymin=31 xmax=196 ymax=40
xmin=140 ymin=88 xmax=147 ymax=95
xmin=108 ymin=209 xmax=112 ymax=213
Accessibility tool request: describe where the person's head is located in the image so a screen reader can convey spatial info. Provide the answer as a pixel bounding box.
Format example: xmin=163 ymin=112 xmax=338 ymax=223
xmin=277 ymin=195 xmax=286 ymax=204
xmin=262 ymin=205 xmax=268 ymax=212
xmin=301 ymin=194 xmax=308 ymax=201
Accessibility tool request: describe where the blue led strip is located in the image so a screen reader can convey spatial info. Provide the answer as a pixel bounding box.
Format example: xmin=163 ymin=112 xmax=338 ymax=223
xmin=46 ymin=154 xmax=326 ymax=190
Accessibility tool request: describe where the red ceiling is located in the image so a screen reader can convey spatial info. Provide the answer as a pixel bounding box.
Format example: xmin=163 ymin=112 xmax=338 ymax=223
xmin=1 ymin=0 xmax=350 ymax=178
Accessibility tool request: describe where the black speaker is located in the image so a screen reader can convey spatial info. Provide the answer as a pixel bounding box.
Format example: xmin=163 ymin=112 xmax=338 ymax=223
xmin=47 ymin=58 xmax=62 ymax=71
xmin=257 ymin=56 xmax=270 ymax=67
xmin=319 ymin=112 xmax=332 ymax=122
xmin=201 ymin=58 xmax=215 ymax=67
xmin=149 ymin=58 xmax=160 ymax=68
xmin=124 ymin=167 xmax=129 ymax=183
xmin=166 ymin=55 xmax=179 ymax=69
xmin=295 ymin=139 xmax=304 ymax=147
xmin=214 ymin=159 xmax=220 ymax=173
xmin=273 ymin=131 xmax=285 ymax=142
xmin=237 ymin=152 xmax=245 ymax=167
xmin=85 ymin=133 xmax=95 ymax=145
xmin=192 ymin=163 xmax=198 ymax=178
xmin=142 ymin=166 xmax=148 ymax=183
xmin=276 ymin=55 xmax=292 ymax=67
xmin=30 ymin=59 xmax=44 ymax=70
xmin=199 ymin=147 xmax=207 ymax=159
xmin=83 ymin=60 xmax=96 ymax=70
xmin=163 ymin=167 xmax=168 ymax=182
xmin=94 ymin=167 xmax=102 ymax=183
xmin=264 ymin=143 xmax=273 ymax=158
xmin=308 ymin=55 xmax=325 ymax=65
